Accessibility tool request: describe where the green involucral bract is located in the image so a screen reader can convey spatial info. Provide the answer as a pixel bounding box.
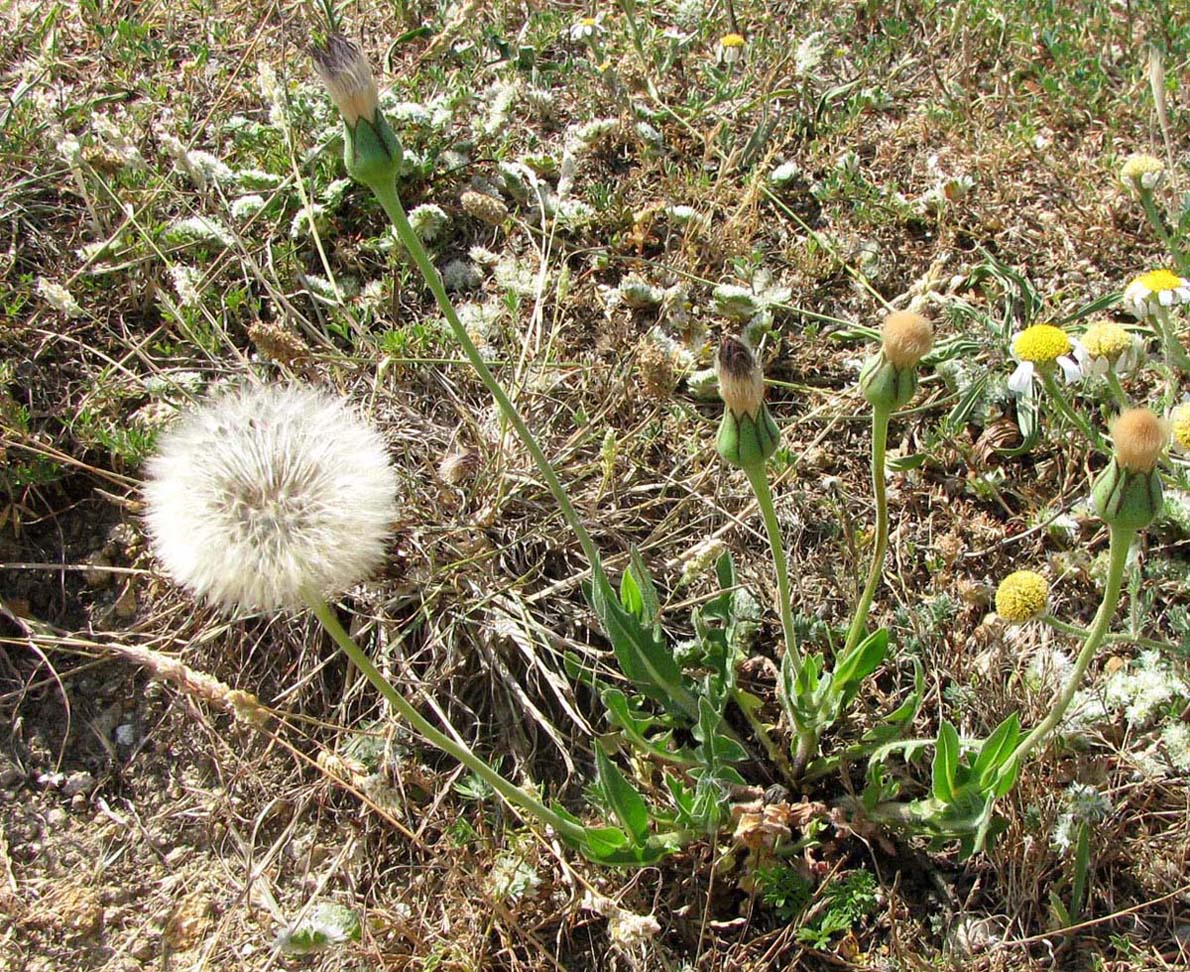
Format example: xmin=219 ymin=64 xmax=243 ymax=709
xmin=859 ymin=352 xmax=917 ymax=411
xmin=1091 ymin=459 xmax=1163 ymax=531
xmin=717 ymin=405 xmax=780 ymax=469
xmin=344 ymin=114 xmax=403 ymax=190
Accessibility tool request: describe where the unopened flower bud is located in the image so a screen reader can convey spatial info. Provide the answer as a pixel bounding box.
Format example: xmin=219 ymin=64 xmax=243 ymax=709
xmin=1092 ymin=409 xmax=1167 ymax=531
xmin=1111 ymin=408 xmax=1167 ymax=473
xmin=311 ymin=35 xmax=402 ymax=190
xmin=715 ymin=335 xmax=779 ymax=469
xmin=716 ymin=335 xmax=764 ymax=419
xmin=860 ymin=312 xmax=932 ymax=411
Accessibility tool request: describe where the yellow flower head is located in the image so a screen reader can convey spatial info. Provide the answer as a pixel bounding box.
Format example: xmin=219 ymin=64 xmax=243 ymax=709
xmin=720 ymin=33 xmax=746 ymax=48
xmin=580 ymin=16 xmax=598 ymax=26
xmin=1013 ymin=324 xmax=1071 ymax=364
xmin=1119 ymin=153 xmax=1164 ymax=193
xmin=1137 ymin=268 xmax=1183 ymax=294
xmin=995 ymin=570 xmax=1049 ymax=623
xmin=1170 ymin=402 xmax=1190 ymax=452
xmin=1110 ymin=408 xmax=1167 ymax=473
xmin=1080 ymin=320 xmax=1132 ymax=361
xmin=881 ymin=311 xmax=934 ymax=369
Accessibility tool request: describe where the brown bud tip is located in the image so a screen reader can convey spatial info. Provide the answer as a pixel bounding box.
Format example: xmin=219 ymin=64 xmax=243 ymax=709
xmin=881 ymin=311 xmax=933 ymax=369
xmin=715 ymin=334 xmax=764 ymax=417
xmin=1110 ymin=408 xmax=1167 ymax=472
xmin=311 ymin=34 xmax=378 ymax=126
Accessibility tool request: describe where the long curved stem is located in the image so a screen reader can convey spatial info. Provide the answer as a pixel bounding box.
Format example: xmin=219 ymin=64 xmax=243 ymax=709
xmin=1041 ymin=371 xmax=1104 ymax=451
xmin=306 ymin=591 xmax=588 ymax=844
xmin=369 ymin=181 xmax=605 ymax=585
xmin=743 ymin=461 xmax=799 ymax=671
xmin=1152 ymin=305 xmax=1190 ymax=372
xmin=1003 ymin=523 xmax=1135 ymax=773
xmin=1139 ymin=189 xmax=1185 ymax=272
xmin=844 ymin=405 xmax=890 ymax=654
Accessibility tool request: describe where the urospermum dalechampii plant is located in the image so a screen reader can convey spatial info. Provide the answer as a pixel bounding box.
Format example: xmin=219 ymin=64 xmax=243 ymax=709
xmin=295 ymin=21 xmax=1187 ymax=875
xmin=146 ymin=381 xmax=592 ymax=847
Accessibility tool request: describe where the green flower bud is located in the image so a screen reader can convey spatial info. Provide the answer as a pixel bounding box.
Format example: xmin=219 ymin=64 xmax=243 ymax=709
xmin=717 ymin=405 xmax=780 ymax=469
xmin=344 ymin=112 xmax=403 ymax=190
xmin=1093 ymin=409 xmax=1167 ymax=531
xmin=312 ymin=35 xmax=403 ymax=191
xmin=715 ymin=334 xmax=780 ymax=468
xmin=860 ymin=311 xmax=933 ymax=411
xmin=860 ymin=352 xmax=917 ymax=411
xmin=1092 ymin=458 xmax=1163 ymax=531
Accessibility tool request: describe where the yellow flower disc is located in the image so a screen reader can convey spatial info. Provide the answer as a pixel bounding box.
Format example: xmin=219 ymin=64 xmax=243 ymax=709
xmin=1168 ymin=402 xmax=1190 ymax=452
xmin=720 ymin=33 xmax=746 ymax=48
xmin=1013 ymin=324 xmax=1071 ymax=364
xmin=995 ymin=570 xmax=1049 ymax=623
xmin=1134 ymin=268 xmax=1183 ymax=295
xmin=1081 ymin=321 xmax=1131 ymax=360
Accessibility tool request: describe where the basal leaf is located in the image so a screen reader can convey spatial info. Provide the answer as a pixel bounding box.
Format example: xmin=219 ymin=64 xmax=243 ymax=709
xmin=595 ymin=745 xmax=651 ymax=845
xmin=932 ymin=721 xmax=959 ymax=803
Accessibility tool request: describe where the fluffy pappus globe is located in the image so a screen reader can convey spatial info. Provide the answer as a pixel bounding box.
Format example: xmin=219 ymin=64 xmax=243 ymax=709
xmin=144 ymin=383 xmax=397 ymax=613
xmin=880 ymin=311 xmax=933 ymax=369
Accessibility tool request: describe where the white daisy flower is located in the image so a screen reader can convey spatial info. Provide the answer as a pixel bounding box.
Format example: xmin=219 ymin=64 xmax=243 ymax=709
xmin=1122 ymin=269 xmax=1190 ymax=320
xmin=569 ymin=14 xmax=604 ymax=42
xmin=1006 ymin=324 xmax=1081 ymax=393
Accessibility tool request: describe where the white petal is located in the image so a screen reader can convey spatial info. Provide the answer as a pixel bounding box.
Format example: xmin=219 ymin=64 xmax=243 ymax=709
xmin=1159 ymin=289 xmax=1174 ymax=307
xmin=1008 ymin=361 xmax=1034 ymax=394
xmin=1058 ymin=355 xmax=1082 ymax=384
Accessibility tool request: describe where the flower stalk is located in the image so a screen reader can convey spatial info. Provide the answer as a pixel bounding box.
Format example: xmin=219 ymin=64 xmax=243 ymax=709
xmin=305 ymin=589 xmax=589 ymax=844
xmin=844 ymin=403 xmax=889 ymax=654
xmin=999 ymin=522 xmax=1133 ymax=776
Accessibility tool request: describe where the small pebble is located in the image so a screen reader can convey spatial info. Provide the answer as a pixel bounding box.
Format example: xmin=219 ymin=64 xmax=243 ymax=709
xmin=63 ymin=770 xmax=95 ymax=797
xmin=115 ymin=724 xmax=137 ymax=746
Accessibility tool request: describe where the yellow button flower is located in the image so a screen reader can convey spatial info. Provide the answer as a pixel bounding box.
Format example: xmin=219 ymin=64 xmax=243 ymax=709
xmin=995 ymin=570 xmax=1049 ymax=623
xmin=1013 ymin=324 xmax=1071 ymax=363
xmin=718 ymin=33 xmax=746 ymax=64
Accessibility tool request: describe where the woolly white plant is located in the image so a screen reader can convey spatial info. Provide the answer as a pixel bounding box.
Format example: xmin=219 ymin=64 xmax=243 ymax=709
xmin=144 ymin=383 xmax=396 ymax=613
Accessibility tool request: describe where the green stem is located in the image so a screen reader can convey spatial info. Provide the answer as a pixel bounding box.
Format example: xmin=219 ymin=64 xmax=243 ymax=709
xmin=1104 ymin=370 xmax=1130 ymax=410
xmin=743 ymin=461 xmax=799 ymax=671
xmin=731 ymin=687 xmax=796 ymax=785
xmin=1004 ymin=524 xmax=1135 ymax=773
xmin=369 ymin=180 xmax=606 ymax=586
xmin=306 ymin=591 xmax=588 ymax=844
xmin=1153 ymin=305 xmax=1190 ymax=372
xmin=1041 ymin=615 xmax=1171 ymax=652
xmin=844 ymin=405 xmax=890 ymax=654
xmin=1041 ymin=371 xmax=1104 ymax=451
xmin=1139 ymin=189 xmax=1186 ymax=272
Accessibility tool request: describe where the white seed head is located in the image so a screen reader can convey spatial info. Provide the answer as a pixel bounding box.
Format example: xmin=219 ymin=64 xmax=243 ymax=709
xmin=144 ymin=383 xmax=397 ymax=613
